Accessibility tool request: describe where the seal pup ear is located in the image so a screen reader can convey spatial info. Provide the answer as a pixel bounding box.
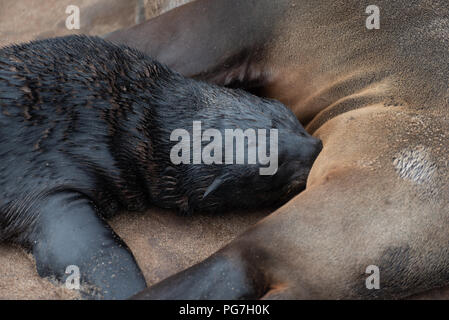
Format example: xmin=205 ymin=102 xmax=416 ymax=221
xmin=202 ymin=174 xmax=232 ymax=201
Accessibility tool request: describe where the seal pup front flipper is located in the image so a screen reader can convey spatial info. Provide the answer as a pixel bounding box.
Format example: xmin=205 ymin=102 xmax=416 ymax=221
xmin=30 ymin=191 xmax=146 ymax=299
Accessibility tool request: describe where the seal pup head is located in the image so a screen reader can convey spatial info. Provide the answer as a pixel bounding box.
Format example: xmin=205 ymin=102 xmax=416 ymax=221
xmin=146 ymin=75 xmax=322 ymax=214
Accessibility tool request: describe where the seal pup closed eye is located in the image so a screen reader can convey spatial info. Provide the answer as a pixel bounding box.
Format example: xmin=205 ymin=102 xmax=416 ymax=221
xmin=0 ymin=35 xmax=322 ymax=299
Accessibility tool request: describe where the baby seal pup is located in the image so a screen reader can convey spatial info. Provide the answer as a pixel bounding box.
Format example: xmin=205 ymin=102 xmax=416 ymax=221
xmin=0 ymin=35 xmax=322 ymax=299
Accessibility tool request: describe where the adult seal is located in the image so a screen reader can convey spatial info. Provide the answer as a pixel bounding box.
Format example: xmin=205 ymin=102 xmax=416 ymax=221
xmin=0 ymin=35 xmax=322 ymax=299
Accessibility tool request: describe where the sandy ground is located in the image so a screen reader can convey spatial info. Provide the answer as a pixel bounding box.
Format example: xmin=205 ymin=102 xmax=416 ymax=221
xmin=0 ymin=0 xmax=266 ymax=300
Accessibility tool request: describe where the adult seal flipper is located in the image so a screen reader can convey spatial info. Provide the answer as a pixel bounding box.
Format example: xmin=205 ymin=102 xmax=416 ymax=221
xmin=112 ymin=0 xmax=449 ymax=299
xmin=105 ymin=0 xmax=283 ymax=96
xmin=133 ymin=249 xmax=267 ymax=300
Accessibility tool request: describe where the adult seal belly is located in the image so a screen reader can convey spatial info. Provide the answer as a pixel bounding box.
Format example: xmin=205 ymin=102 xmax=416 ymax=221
xmin=0 ymin=35 xmax=322 ymax=299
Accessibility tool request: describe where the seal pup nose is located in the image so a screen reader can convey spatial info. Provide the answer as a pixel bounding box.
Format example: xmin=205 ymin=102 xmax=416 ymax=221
xmin=302 ymin=136 xmax=323 ymax=166
xmin=313 ymin=138 xmax=323 ymax=155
